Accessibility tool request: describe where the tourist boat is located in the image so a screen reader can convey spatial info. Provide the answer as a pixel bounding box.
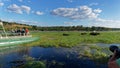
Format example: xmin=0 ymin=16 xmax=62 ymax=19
xmin=0 ymin=22 xmax=38 ymax=47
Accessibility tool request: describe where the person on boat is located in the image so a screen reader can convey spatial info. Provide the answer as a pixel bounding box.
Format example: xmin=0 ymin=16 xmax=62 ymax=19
xmin=21 ymin=28 xmax=25 ymax=36
xmin=14 ymin=28 xmax=18 ymax=36
xmin=25 ymin=28 xmax=29 ymax=35
xmin=17 ymin=28 xmax=22 ymax=36
xmin=11 ymin=29 xmax=15 ymax=33
xmin=108 ymin=50 xmax=120 ymax=68
xmin=11 ymin=29 xmax=16 ymax=36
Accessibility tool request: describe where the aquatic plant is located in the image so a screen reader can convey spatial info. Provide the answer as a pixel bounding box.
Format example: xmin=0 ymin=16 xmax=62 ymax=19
xmin=18 ymin=55 xmax=46 ymax=68
xmin=77 ymin=45 xmax=109 ymax=64
xmin=21 ymin=61 xmax=46 ymax=68
xmin=23 ymin=55 xmax=35 ymax=61
xmin=84 ymin=49 xmax=92 ymax=57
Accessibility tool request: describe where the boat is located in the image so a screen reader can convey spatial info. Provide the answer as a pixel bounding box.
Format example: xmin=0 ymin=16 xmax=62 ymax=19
xmin=0 ymin=22 xmax=38 ymax=47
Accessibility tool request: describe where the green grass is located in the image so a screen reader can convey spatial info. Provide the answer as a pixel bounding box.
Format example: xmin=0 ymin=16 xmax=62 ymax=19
xmin=26 ymin=31 xmax=120 ymax=47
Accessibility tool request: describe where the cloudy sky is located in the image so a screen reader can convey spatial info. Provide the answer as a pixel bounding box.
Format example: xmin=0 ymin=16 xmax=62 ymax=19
xmin=0 ymin=0 xmax=120 ymax=28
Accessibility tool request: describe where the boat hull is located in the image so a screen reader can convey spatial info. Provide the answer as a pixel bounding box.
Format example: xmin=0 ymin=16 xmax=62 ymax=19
xmin=0 ymin=36 xmax=38 ymax=46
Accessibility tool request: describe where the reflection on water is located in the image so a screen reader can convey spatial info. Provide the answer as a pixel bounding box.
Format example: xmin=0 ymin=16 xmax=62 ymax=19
xmin=0 ymin=45 xmax=108 ymax=68
xmin=0 ymin=46 xmax=28 ymax=68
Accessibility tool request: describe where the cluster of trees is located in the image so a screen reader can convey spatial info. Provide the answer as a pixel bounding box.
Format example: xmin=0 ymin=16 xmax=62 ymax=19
xmin=1 ymin=20 xmax=120 ymax=31
xmin=32 ymin=26 xmax=120 ymax=31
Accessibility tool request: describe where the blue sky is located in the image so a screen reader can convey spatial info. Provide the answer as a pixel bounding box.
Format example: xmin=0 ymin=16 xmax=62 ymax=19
xmin=0 ymin=0 xmax=120 ymax=28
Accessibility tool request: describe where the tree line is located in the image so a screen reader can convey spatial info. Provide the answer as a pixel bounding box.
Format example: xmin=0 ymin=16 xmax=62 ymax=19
xmin=32 ymin=26 xmax=120 ymax=31
xmin=1 ymin=20 xmax=120 ymax=31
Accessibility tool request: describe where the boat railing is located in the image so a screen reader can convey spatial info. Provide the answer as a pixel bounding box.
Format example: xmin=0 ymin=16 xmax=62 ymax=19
xmin=0 ymin=32 xmax=32 ymax=39
xmin=0 ymin=22 xmax=31 ymax=39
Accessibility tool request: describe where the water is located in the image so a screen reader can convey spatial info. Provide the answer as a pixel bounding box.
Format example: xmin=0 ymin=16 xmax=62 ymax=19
xmin=0 ymin=45 xmax=108 ymax=68
xmin=97 ymin=43 xmax=120 ymax=47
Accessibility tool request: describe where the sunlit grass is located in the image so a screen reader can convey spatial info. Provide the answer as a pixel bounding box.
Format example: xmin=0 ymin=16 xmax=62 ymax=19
xmin=26 ymin=31 xmax=120 ymax=47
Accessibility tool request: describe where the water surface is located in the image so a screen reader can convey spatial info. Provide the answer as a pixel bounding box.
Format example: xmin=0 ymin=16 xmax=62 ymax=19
xmin=0 ymin=45 xmax=108 ymax=68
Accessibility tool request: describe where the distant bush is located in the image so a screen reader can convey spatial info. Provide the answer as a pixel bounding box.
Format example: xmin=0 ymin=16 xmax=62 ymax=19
xmin=90 ymin=32 xmax=100 ymax=36
xmin=81 ymin=32 xmax=87 ymax=35
xmin=63 ymin=33 xmax=69 ymax=36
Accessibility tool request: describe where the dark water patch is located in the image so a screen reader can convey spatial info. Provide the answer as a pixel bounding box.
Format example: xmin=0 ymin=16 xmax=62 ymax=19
xmin=0 ymin=46 xmax=108 ymax=68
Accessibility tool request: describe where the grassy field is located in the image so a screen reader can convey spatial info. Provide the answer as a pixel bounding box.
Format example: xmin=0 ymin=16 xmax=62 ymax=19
xmin=26 ymin=31 xmax=120 ymax=47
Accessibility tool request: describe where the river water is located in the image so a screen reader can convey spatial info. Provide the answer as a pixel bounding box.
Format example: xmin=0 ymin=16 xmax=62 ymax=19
xmin=0 ymin=45 xmax=109 ymax=68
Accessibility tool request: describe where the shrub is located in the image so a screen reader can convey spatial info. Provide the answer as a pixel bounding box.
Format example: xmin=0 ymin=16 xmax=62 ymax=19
xmin=90 ymin=32 xmax=100 ymax=36
xmin=63 ymin=33 xmax=69 ymax=36
xmin=81 ymin=32 xmax=87 ymax=35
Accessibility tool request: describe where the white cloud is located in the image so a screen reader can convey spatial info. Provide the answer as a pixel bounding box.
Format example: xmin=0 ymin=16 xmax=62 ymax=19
xmin=0 ymin=2 xmax=4 ymax=7
xmin=95 ymin=18 xmax=120 ymax=23
xmin=89 ymin=3 xmax=98 ymax=6
xmin=7 ymin=4 xmax=31 ymax=14
xmin=90 ymin=18 xmax=120 ymax=28
xmin=51 ymin=5 xmax=102 ymax=20
xmin=7 ymin=4 xmax=23 ymax=14
xmin=51 ymin=5 xmax=120 ymax=28
xmin=21 ymin=5 xmax=31 ymax=14
xmin=36 ymin=11 xmax=44 ymax=15
xmin=93 ymin=8 xmax=102 ymax=13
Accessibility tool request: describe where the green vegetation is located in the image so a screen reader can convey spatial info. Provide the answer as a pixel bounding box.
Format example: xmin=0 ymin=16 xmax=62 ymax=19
xmin=27 ymin=31 xmax=120 ymax=47
xmin=12 ymin=31 xmax=120 ymax=65
xmin=22 ymin=61 xmax=46 ymax=68
xmin=82 ymin=45 xmax=109 ymax=64
xmin=18 ymin=55 xmax=64 ymax=68
xmin=25 ymin=31 xmax=118 ymax=64
xmin=7 ymin=31 xmax=119 ymax=67
xmin=17 ymin=55 xmax=46 ymax=68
